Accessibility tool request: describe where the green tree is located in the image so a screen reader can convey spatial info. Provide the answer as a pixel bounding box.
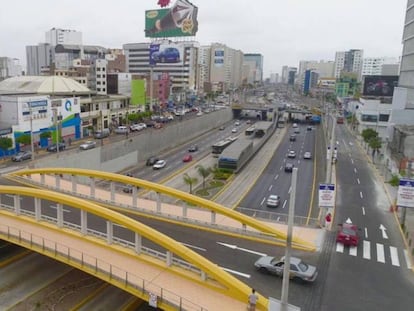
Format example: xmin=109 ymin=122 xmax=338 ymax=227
xmin=40 ymin=131 xmax=52 ymax=139
xmin=183 ymin=173 xmax=198 ymax=194
xmin=361 ymin=128 xmax=378 ymax=144
xmin=15 ymin=134 xmax=31 ymax=145
xmin=196 ymin=165 xmax=211 ymax=189
xmin=0 ymin=137 xmax=13 ymax=151
xmin=369 ymin=136 xmax=382 ymax=157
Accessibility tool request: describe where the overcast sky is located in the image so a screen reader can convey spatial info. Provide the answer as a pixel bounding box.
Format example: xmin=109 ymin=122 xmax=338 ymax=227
xmin=0 ymin=0 xmax=408 ymax=77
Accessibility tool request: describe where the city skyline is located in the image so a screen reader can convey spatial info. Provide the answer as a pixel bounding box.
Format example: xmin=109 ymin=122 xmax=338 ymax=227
xmin=0 ymin=0 xmax=407 ymax=76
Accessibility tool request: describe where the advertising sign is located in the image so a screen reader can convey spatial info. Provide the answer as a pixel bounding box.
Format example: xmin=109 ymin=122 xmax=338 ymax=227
xmin=145 ymin=0 xmax=198 ymax=38
xmin=214 ymin=49 xmax=224 ymax=67
xmin=318 ymin=183 xmax=336 ymax=207
xmin=149 ymin=43 xmax=184 ymax=66
xmin=362 ymin=75 xmax=399 ymax=97
xmin=397 ymin=178 xmax=414 ymax=208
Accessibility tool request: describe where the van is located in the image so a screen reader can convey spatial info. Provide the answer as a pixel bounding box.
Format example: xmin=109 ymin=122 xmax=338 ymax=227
xmin=94 ymin=128 xmax=110 ymax=139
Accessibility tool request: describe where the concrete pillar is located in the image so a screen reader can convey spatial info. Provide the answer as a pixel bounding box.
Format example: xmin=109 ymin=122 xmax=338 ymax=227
xmin=56 ymin=203 xmax=63 ymax=228
xmin=81 ymin=210 xmax=87 ymax=235
xmin=132 ymin=187 xmax=137 ymax=207
xmin=183 ymin=206 xmax=187 ymax=218
xmin=166 ymin=251 xmax=172 ymax=266
xmin=34 ymin=197 xmax=41 ymax=221
xmin=90 ymin=177 xmax=95 ymax=198
xmin=110 ymin=182 xmax=115 ymax=201
xmin=211 ymin=211 xmax=216 ymax=224
xmin=71 ymin=175 xmax=77 ymax=193
xmin=14 ymin=195 xmax=20 ymax=215
xmin=201 ymin=271 xmax=206 ymax=281
xmin=156 ymin=192 xmax=161 ymax=213
xmin=41 ymin=173 xmax=45 ymax=184
xmin=107 ymin=221 xmax=113 ymax=244
xmin=135 ymin=233 xmax=142 ymax=254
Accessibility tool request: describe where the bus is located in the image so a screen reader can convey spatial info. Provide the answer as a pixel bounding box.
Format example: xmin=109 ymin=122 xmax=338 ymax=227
xmin=245 ymin=126 xmax=256 ymax=136
xmin=211 ymin=137 xmax=237 ymax=157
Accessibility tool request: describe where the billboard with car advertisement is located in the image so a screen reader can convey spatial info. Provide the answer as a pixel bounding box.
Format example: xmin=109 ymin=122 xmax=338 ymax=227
xmin=214 ymin=49 xmax=224 ymax=67
xmin=145 ymin=0 xmax=198 ymax=38
xmin=149 ymin=43 xmax=184 ymax=66
xmin=362 ymin=75 xmax=399 ymax=97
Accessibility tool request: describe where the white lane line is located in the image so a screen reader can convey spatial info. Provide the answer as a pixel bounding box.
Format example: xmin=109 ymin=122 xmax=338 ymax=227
xmin=363 ymin=241 xmax=371 ymax=260
xmin=364 ymin=227 xmax=368 ymax=239
xmin=361 ymin=206 xmax=366 ymax=216
xmin=376 ymin=243 xmax=385 ymax=263
xmin=336 ymin=243 xmax=344 ymax=253
xmin=349 ymin=246 xmax=357 ymax=256
xmin=357 ymin=178 xmax=360 ymax=184
xmin=288 ymin=186 xmax=292 ymax=194
xmin=220 ymin=267 xmax=250 ymax=279
xmin=404 ymin=250 xmax=412 ymax=269
xmin=282 ymin=200 xmax=287 ymax=209
xmin=268 ymin=184 xmax=273 ymax=191
xmin=274 ymin=174 xmax=279 ymax=180
xmin=260 ymin=197 xmax=265 ymax=206
xmin=351 ymin=159 xmax=354 ymax=164
xmin=390 ymin=246 xmax=400 ymax=267
xmin=354 ymin=168 xmax=357 ymax=173
xmin=360 ymin=191 xmax=363 ymax=199
xmin=181 ymin=243 xmax=206 ymax=252
xmin=280 ymin=166 xmax=283 ymax=170
xmin=276 ymin=216 xmax=280 ymax=222
xmin=297 ymin=160 xmax=301 ymax=164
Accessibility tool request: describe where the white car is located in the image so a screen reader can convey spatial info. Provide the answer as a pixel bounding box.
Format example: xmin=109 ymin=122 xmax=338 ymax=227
xmin=153 ymin=160 xmax=166 ymax=170
xmin=288 ymin=150 xmax=296 ymax=158
xmin=266 ymin=195 xmax=280 ymax=207
xmin=130 ymin=124 xmax=144 ymax=132
xmin=292 ymin=123 xmax=298 ymax=128
xmin=304 ymin=151 xmax=312 ymax=159
xmin=231 ymin=128 xmax=238 ymax=133
xmin=79 ymin=140 xmax=97 ymax=150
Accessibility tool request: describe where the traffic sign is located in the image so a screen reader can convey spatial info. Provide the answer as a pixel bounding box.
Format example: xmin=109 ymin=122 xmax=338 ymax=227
xmin=397 ymin=178 xmax=414 ymax=208
xmin=319 ymin=183 xmax=336 ymax=207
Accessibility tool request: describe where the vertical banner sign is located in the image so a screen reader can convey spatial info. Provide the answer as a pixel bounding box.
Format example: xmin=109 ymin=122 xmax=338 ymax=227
xmin=318 ymin=183 xmax=336 ymax=207
xmin=397 ymin=178 xmax=414 ymax=208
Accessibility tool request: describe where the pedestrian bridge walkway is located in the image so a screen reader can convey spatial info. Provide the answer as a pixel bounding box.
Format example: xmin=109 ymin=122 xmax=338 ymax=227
xmin=0 ymin=186 xmax=264 ymax=311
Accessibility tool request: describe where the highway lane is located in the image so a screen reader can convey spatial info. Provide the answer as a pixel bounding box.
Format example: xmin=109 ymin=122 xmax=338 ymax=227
xmin=319 ymin=124 xmax=414 ymax=311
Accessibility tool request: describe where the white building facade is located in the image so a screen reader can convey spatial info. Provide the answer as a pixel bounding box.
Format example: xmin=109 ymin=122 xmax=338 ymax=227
xmin=362 ymin=57 xmax=400 ymax=76
xmin=334 ymin=49 xmax=364 ymax=80
xmin=45 ymin=28 xmax=83 ymax=46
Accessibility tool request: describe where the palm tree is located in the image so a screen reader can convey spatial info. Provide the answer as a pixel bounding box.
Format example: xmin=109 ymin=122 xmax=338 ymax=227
xmin=196 ymin=165 xmax=211 ymax=189
xmin=183 ymin=173 xmax=197 ymax=194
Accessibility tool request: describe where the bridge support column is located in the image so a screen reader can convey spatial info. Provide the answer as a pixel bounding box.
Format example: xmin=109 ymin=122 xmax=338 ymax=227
xmin=81 ymin=210 xmax=87 ymax=235
xmin=55 ymin=174 xmax=61 ymax=189
xmin=156 ymin=193 xmax=161 ymax=213
xmin=71 ymin=175 xmax=77 ymax=193
xmin=106 ymin=221 xmax=113 ymax=244
xmin=34 ymin=198 xmax=41 ymax=221
xmin=183 ymin=206 xmax=187 ymax=218
xmin=41 ymin=173 xmax=45 ymax=184
xmin=166 ymin=251 xmax=172 ymax=266
xmin=90 ymin=177 xmax=95 ymax=198
xmin=14 ymin=195 xmax=21 ymax=215
xmin=201 ymin=271 xmax=207 ymax=281
xmin=211 ymin=211 xmax=216 ymax=224
xmin=135 ymin=233 xmax=142 ymax=254
xmin=57 ymin=203 xmax=63 ymax=228
xmin=110 ymin=182 xmax=115 ymax=201
xmin=132 ymin=187 xmax=137 ymax=206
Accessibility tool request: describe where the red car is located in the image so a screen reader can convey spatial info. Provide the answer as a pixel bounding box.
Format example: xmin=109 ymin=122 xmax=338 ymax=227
xmin=336 ymin=222 xmax=359 ymax=246
xmin=183 ymin=154 xmax=193 ymax=162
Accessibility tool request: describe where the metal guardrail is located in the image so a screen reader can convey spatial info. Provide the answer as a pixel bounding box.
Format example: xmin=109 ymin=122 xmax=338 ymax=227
xmin=0 ymin=223 xmax=207 ymax=311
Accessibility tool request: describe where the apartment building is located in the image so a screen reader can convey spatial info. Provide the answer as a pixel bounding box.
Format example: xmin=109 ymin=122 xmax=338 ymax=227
xmin=334 ymin=49 xmax=364 ymax=80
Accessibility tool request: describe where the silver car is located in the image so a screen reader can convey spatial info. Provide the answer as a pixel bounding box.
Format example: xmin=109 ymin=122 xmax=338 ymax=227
xmin=12 ymin=151 xmax=32 ymax=162
xmin=254 ymin=256 xmax=318 ymax=282
xmin=266 ymin=195 xmax=280 ymax=207
xmin=79 ymin=140 xmax=97 ymax=150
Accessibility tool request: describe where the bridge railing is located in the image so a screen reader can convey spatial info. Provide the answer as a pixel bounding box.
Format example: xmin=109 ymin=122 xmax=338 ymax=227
xmin=0 ymin=223 xmax=208 ymax=311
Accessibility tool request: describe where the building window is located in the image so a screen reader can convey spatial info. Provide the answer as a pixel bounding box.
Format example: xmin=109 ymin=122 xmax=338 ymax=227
xmin=379 ymin=114 xmax=389 ymax=122
xmin=361 ymin=114 xmax=378 ymax=122
xmin=96 ymin=104 xmax=99 ymax=110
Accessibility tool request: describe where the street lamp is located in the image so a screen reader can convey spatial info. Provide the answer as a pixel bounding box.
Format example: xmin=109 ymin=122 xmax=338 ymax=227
xmin=29 ymin=104 xmax=35 ymax=161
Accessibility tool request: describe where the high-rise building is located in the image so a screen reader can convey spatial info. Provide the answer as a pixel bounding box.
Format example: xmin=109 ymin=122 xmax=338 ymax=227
xmin=298 ymin=60 xmax=335 ymax=81
xmin=244 ymin=53 xmax=264 ymax=83
xmin=334 ymin=49 xmax=364 ymax=80
xmin=362 ymin=57 xmax=399 ymax=76
xmin=281 ymin=66 xmax=289 ymax=83
xmin=197 ymin=46 xmax=211 ymax=94
xmin=26 ymin=43 xmax=52 ymax=75
xmin=0 ymin=57 xmax=22 ymax=80
xmin=45 ymin=28 xmax=82 ymax=46
xmin=302 ymin=69 xmax=319 ymax=94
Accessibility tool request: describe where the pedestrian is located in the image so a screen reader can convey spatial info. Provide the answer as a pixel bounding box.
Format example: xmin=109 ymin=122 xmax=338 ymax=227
xmin=325 ymin=212 xmax=332 ymax=228
xmin=248 ymin=288 xmax=258 ymax=311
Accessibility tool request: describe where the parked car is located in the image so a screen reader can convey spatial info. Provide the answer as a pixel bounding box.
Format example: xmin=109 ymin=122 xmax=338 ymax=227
xmin=266 ymin=195 xmax=280 ymax=208
xmin=188 ymin=145 xmax=198 ymax=152
xmin=146 ymin=156 xmax=159 ymax=166
xmin=94 ymin=128 xmax=110 ymax=139
xmin=183 ymin=154 xmax=193 ymax=162
xmin=303 ymin=151 xmax=312 ymax=159
xmin=288 ymin=150 xmax=296 ymax=158
xmin=153 ymin=160 xmax=166 ymax=170
xmin=151 ymin=47 xmax=180 ymax=63
xmin=12 ymin=151 xmax=32 ymax=162
xmin=47 ymin=142 xmax=66 ymax=152
xmin=285 ymin=163 xmax=294 ymax=172
xmin=336 ymin=221 xmax=359 ymax=246
xmin=79 ymin=140 xmax=97 ymax=150
xmin=114 ymin=126 xmax=129 ymax=134
xmin=254 ymin=256 xmax=318 ymax=282
xmin=130 ymin=124 xmax=145 ymax=132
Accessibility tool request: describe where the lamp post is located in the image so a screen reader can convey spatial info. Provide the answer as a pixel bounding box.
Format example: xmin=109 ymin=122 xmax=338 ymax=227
xmin=29 ymin=104 xmax=35 ymax=161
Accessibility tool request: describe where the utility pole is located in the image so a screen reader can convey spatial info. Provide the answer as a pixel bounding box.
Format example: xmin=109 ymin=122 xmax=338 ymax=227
xmin=281 ymin=167 xmax=298 ymax=311
xmin=29 ymin=104 xmax=35 ymax=161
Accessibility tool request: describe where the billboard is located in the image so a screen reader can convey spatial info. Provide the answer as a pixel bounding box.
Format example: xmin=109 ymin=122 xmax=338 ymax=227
xmin=131 ymin=79 xmax=146 ymax=106
xmin=145 ymin=0 xmax=198 ymax=38
xmin=362 ymin=75 xmax=399 ymax=97
xmin=214 ymin=49 xmax=224 ymax=67
xmin=149 ymin=43 xmax=184 ymax=66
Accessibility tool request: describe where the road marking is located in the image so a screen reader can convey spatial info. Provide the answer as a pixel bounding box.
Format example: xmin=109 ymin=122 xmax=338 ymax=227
xmin=363 ymin=240 xmax=371 ymax=259
xmin=357 ymin=178 xmax=360 ymax=184
xmin=181 ymin=243 xmax=206 ymax=252
xmin=274 ymin=174 xmax=279 ymax=180
xmin=220 ymin=267 xmax=250 ymax=279
xmin=280 ymin=166 xmax=283 ymax=170
xmin=404 ymin=250 xmax=412 ymax=269
xmin=361 ymin=206 xmax=365 ymax=216
xmin=282 ymin=200 xmax=287 ymax=209
xmin=364 ymin=227 xmax=368 ymax=239
xmin=216 ymin=242 xmax=267 ymax=256
xmin=288 ymin=186 xmax=292 ymax=194
xmin=297 ymin=160 xmax=301 ymax=164
xmin=390 ymin=246 xmax=400 ymax=266
xmin=276 ymin=216 xmax=280 ymax=222
xmin=336 ymin=243 xmax=344 ymax=253
xmin=376 ymin=243 xmax=385 ymax=263
xmin=379 ymin=224 xmax=388 ymax=239
xmin=260 ymin=197 xmax=265 ymax=206
xmin=349 ymin=246 xmax=357 ymax=256
xmin=360 ymin=191 xmax=363 ymax=199
xmin=354 ymin=168 xmax=357 ymax=173
xmin=268 ymin=185 xmax=273 ymax=191
xmin=351 ymin=159 xmax=354 ymax=164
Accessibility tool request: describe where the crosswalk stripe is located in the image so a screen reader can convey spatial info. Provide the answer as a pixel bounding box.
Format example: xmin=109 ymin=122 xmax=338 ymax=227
xmin=363 ymin=240 xmax=371 ymax=260
xmin=376 ymin=243 xmax=385 ymax=263
xmin=390 ymin=246 xmax=400 ymax=267
xmin=336 ymin=243 xmax=344 ymax=253
xmin=404 ymin=250 xmax=412 ymax=269
xmin=349 ymin=246 xmax=357 ymax=256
